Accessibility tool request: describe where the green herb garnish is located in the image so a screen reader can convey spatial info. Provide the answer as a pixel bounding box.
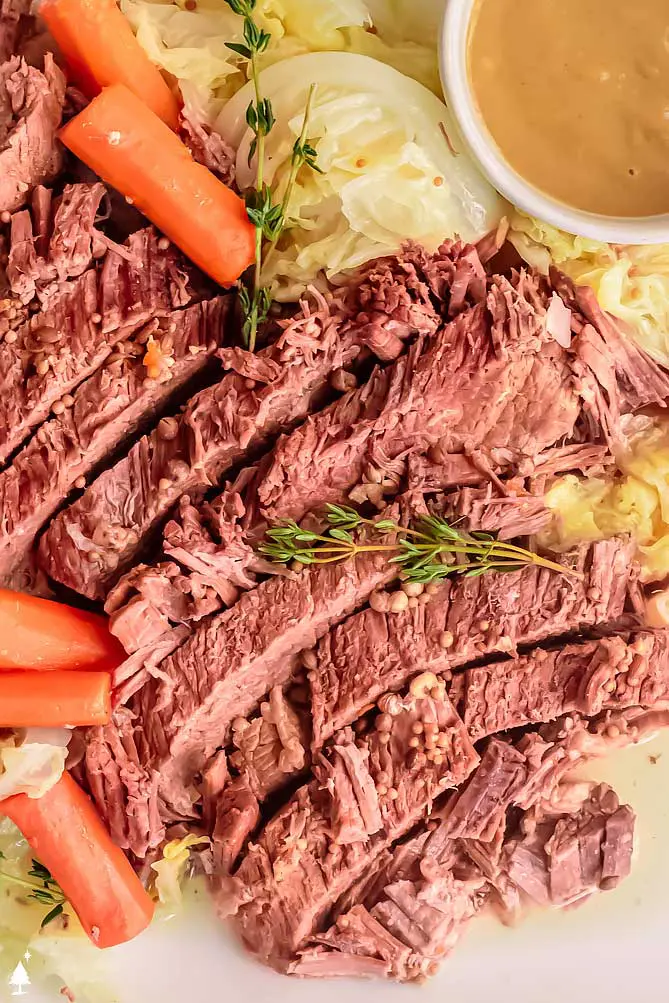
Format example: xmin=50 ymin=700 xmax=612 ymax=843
xmin=0 ymin=852 xmax=66 ymax=928
xmin=224 ymin=0 xmax=322 ymax=351
xmin=259 ymin=504 xmax=581 ymax=583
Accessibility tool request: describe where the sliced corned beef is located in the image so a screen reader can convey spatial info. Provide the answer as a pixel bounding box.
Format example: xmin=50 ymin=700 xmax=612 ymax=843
xmin=291 ymin=847 xmax=487 ymax=982
xmin=227 ymin=678 xmax=479 ymax=966
xmin=230 ymin=686 xmax=309 ymax=799
xmin=211 ymin=776 xmax=260 ymax=877
xmin=309 ymin=537 xmax=636 ymax=750
xmin=253 ymin=273 xmax=580 ymax=524
xmin=454 ymin=630 xmax=669 ymax=741
xmin=84 ymin=709 xmax=164 ymax=860
xmin=0 ymin=297 xmax=228 ymax=581
xmin=33 ymin=241 xmax=490 ymax=600
xmin=0 ymin=227 xmax=200 ymax=466
xmin=407 ymin=442 xmax=613 ymax=493
xmin=135 ymin=530 xmax=402 ymax=818
xmin=500 ymin=782 xmax=635 ymax=909
xmin=228 ymin=679 xmax=478 ymax=968
xmin=35 ymin=295 xmax=366 ymax=600
xmin=0 ymin=54 xmax=64 ymax=213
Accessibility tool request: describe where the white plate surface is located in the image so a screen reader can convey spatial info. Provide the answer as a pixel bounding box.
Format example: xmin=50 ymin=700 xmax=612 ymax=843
xmin=17 ymin=731 xmax=669 ymax=1003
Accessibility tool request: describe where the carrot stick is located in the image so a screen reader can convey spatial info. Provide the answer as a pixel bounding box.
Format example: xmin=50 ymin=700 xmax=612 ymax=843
xmin=41 ymin=0 xmax=179 ymax=129
xmin=0 ymin=671 xmax=110 ymax=727
xmin=60 ymin=85 xmax=255 ymax=289
xmin=0 ymin=590 xmax=125 ymax=672
xmin=1 ymin=772 xmax=155 ymax=948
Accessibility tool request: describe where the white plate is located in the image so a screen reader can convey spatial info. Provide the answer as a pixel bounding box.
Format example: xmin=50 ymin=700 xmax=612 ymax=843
xmin=19 ymin=731 xmax=669 ymax=1003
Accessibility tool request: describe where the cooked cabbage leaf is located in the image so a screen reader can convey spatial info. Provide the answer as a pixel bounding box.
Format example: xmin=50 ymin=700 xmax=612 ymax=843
xmin=0 ymin=728 xmax=69 ymax=801
xmin=509 ymin=212 xmax=669 ymax=368
xmin=216 ymin=51 xmax=505 ymax=297
xmin=151 ymin=834 xmax=210 ymax=906
xmin=539 ymin=418 xmax=669 ymax=582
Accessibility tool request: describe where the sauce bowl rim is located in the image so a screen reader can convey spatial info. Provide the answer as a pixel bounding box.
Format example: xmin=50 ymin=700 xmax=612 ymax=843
xmin=439 ymin=0 xmax=669 ymax=245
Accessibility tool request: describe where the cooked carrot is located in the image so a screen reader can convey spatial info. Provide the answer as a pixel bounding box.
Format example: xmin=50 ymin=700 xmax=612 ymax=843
xmin=1 ymin=772 xmax=155 ymax=948
xmin=0 ymin=670 xmax=110 ymax=727
xmin=60 ymin=85 xmax=255 ymax=288
xmin=0 ymin=590 xmax=124 ymax=672
xmin=41 ymin=0 xmax=179 ymax=129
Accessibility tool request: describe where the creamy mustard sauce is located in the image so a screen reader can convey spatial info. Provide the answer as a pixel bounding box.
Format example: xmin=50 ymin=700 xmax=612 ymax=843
xmin=468 ymin=0 xmax=669 ymax=217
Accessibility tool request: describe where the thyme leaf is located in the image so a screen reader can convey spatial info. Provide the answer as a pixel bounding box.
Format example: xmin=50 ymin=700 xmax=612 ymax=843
xmin=0 ymin=857 xmax=66 ymax=929
xmin=223 ymin=1 xmax=322 ymax=351
xmin=258 ymin=505 xmax=582 ymax=583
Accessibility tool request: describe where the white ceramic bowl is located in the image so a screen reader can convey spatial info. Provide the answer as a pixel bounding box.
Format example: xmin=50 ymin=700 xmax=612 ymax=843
xmin=439 ymin=0 xmax=669 ymax=244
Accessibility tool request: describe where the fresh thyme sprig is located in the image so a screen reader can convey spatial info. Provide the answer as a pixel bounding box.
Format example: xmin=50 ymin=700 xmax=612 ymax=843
xmin=0 ymin=852 xmax=66 ymax=928
xmin=259 ymin=504 xmax=581 ymax=584
xmin=224 ymin=0 xmax=322 ymax=351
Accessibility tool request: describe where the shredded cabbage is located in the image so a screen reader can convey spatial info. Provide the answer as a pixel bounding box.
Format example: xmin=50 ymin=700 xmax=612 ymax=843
xmin=151 ymin=834 xmax=210 ymax=906
xmin=539 ymin=419 xmax=669 ymax=582
xmin=509 ymin=212 xmax=669 ymax=368
xmin=0 ymin=728 xmax=69 ymax=801
xmin=216 ymin=51 xmax=504 ymax=297
xmin=121 ymin=0 xmax=440 ymax=115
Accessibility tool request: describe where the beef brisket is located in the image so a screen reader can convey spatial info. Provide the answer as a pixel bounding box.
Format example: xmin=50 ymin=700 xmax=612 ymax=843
xmin=84 ymin=709 xmax=164 ymax=860
xmin=500 ymin=782 xmax=635 ymax=909
xmin=255 ymin=274 xmax=580 ymax=523
xmin=230 ymin=687 xmax=309 ymax=799
xmin=0 ymin=54 xmax=64 ymax=213
xmin=135 ymin=535 xmax=401 ymax=818
xmin=7 ymin=182 xmax=106 ymax=303
xmin=0 ymin=297 xmax=228 ymax=581
xmin=35 ymin=293 xmax=367 ymax=600
xmin=310 ymin=537 xmax=635 ymax=750
xmin=456 ymin=630 xmax=669 ymax=741
xmin=228 ymin=678 xmax=478 ymax=967
xmin=32 ymin=240 xmax=499 ymax=600
xmin=0 ymin=227 xmax=200 ymax=467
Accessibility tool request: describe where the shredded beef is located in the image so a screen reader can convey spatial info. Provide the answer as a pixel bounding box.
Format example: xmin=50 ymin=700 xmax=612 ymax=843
xmin=227 ymin=679 xmax=478 ymax=967
xmin=0 ymin=54 xmax=64 ymax=213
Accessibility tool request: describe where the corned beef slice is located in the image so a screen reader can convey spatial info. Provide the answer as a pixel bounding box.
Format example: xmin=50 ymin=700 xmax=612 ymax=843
xmin=135 ymin=535 xmax=401 ymax=817
xmin=0 ymin=227 xmax=200 ymax=466
xmin=0 ymin=297 xmax=228 ymax=581
xmin=455 ymin=630 xmax=669 ymax=740
xmin=255 ymin=273 xmax=581 ymax=523
xmin=310 ymin=537 xmax=635 ymax=749
xmin=34 ymin=241 xmax=497 ymax=600
xmin=293 ymin=777 xmax=634 ymax=981
xmin=230 ymin=681 xmax=478 ymax=967
xmin=0 ymin=54 xmax=64 ymax=214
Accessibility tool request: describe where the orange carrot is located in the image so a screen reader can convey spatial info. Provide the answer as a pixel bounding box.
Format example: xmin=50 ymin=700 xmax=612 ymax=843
xmin=1 ymin=772 xmax=155 ymax=948
xmin=60 ymin=85 xmax=255 ymax=289
xmin=0 ymin=590 xmax=125 ymax=672
xmin=0 ymin=671 xmax=110 ymax=727
xmin=41 ymin=0 xmax=179 ymax=129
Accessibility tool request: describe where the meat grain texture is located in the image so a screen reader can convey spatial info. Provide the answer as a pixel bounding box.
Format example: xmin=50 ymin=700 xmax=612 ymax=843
xmin=1 ymin=26 xmax=669 ymax=984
